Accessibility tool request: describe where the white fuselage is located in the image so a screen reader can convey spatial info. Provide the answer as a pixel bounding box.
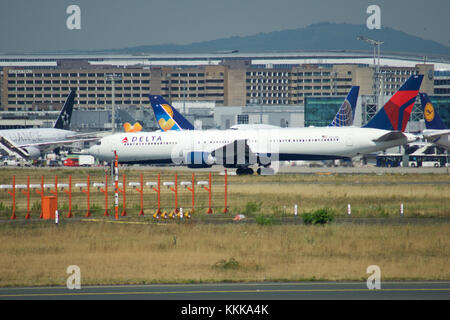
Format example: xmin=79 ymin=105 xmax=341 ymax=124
xmin=0 ymin=128 xmax=77 ymax=159
xmin=89 ymin=127 xmax=416 ymax=165
xmin=0 ymin=128 xmax=75 ymax=146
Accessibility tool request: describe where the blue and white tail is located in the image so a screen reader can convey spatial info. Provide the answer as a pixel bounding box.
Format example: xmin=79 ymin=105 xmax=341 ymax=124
xmin=329 ymin=86 xmax=359 ymax=127
xmin=149 ymin=95 xmax=195 ymax=131
xmin=419 ymin=93 xmax=447 ymax=130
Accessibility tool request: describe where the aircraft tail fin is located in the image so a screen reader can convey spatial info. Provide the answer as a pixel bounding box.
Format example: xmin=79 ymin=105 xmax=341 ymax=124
xmin=53 ymin=89 xmax=76 ymax=130
xmin=329 ymin=86 xmax=359 ymax=127
xmin=419 ymin=93 xmax=447 ymax=130
xmin=123 ymin=122 xmax=143 ymax=132
xmin=149 ymin=95 xmax=195 ymax=131
xmin=363 ymin=75 xmax=423 ymax=132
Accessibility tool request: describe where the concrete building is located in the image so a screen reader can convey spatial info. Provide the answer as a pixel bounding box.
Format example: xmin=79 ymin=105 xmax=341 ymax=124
xmin=0 ymin=52 xmax=449 ymax=132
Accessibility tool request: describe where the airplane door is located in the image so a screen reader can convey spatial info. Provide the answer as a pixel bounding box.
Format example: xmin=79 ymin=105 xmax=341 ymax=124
xmin=346 ymin=136 xmax=353 ymax=147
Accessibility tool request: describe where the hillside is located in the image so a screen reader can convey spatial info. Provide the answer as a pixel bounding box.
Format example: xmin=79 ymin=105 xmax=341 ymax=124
xmin=105 ymin=22 xmax=450 ymax=57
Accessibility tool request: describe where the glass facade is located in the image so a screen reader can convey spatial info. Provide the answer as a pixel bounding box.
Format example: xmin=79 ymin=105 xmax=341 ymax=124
xmin=429 ymin=96 xmax=450 ymax=129
xmin=304 ymin=96 xmax=345 ymax=127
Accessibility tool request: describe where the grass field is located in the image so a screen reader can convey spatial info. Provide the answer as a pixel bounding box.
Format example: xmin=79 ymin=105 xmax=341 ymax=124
xmin=0 ymin=167 xmax=448 ymax=287
xmin=0 ymin=222 xmax=448 ymax=287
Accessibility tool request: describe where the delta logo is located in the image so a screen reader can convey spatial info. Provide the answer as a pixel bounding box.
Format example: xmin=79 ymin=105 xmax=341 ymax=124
xmin=122 ymin=137 xmax=129 ymax=144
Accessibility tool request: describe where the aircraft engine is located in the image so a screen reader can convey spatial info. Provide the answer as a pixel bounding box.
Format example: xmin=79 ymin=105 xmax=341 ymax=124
xmin=23 ymin=146 xmax=41 ymax=159
xmin=186 ymin=151 xmax=214 ymax=168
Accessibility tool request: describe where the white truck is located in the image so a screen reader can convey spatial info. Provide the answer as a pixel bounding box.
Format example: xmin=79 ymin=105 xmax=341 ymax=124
xmin=78 ymin=155 xmax=95 ymax=167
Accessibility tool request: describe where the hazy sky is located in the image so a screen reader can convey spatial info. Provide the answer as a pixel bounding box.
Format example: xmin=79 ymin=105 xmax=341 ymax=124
xmin=1 ymin=0 xmax=449 ymax=53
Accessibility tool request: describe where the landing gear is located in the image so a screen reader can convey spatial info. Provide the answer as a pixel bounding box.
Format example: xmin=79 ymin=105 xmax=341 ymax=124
xmin=236 ymin=167 xmax=254 ymax=175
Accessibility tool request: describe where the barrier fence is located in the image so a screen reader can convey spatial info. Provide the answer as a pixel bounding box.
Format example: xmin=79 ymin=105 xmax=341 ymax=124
xmin=0 ymin=170 xmax=229 ymax=220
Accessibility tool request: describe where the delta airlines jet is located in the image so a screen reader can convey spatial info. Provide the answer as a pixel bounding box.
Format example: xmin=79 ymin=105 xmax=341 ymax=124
xmin=0 ymin=90 xmax=96 ymax=159
xmin=419 ymin=93 xmax=450 ymax=151
xmin=89 ymin=75 xmax=423 ymax=175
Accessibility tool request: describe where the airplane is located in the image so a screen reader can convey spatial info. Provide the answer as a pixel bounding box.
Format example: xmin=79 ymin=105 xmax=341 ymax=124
xmin=149 ymin=86 xmax=360 ymax=131
xmin=329 ymin=86 xmax=359 ymax=127
xmin=89 ymin=75 xmax=423 ymax=175
xmin=419 ymin=93 xmax=450 ymax=151
xmin=119 ymin=108 xmax=143 ymax=132
xmin=0 ymin=89 xmax=97 ymax=160
xmin=150 ymin=95 xmax=194 ymax=131
xmin=123 ymin=122 xmax=143 ymax=133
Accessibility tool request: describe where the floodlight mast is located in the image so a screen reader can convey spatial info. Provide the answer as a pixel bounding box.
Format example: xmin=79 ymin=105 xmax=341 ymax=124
xmin=358 ymin=36 xmax=384 ymax=111
xmin=106 ymin=74 xmax=122 ymax=134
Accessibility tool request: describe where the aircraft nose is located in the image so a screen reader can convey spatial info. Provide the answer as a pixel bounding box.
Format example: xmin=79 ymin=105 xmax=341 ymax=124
xmin=89 ymin=145 xmax=99 ymax=157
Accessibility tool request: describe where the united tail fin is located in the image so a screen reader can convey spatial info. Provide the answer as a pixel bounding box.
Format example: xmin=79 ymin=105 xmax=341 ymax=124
xmin=363 ymin=75 xmax=423 ymax=132
xmin=149 ymin=95 xmax=195 ymax=131
xmin=419 ymin=93 xmax=447 ymax=130
xmin=329 ymin=86 xmax=359 ymax=127
xmin=53 ymin=89 xmax=76 ymax=130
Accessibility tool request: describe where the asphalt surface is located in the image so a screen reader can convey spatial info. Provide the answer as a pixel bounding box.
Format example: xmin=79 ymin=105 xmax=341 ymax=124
xmin=1 ymin=281 xmax=449 ymax=300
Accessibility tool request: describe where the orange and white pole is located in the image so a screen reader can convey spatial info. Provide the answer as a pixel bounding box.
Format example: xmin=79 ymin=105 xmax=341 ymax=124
xmin=23 ymin=176 xmax=31 ymax=219
xmin=114 ymin=150 xmax=119 ymax=220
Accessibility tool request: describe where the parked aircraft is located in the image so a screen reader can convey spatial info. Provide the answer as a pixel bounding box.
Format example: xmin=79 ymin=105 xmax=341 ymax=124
xmin=419 ymin=93 xmax=450 ymax=151
xmin=89 ymin=75 xmax=422 ymax=175
xmin=0 ymin=89 xmax=96 ymax=159
xmin=149 ymin=86 xmax=360 ymax=131
xmin=123 ymin=122 xmax=143 ymax=133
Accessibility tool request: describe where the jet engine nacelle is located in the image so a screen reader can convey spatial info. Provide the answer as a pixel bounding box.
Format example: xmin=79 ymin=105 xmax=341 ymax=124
xmin=23 ymin=146 xmax=41 ymax=159
xmin=186 ymin=151 xmax=214 ymax=168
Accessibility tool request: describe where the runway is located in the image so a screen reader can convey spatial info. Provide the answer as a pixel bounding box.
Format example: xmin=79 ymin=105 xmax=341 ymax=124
xmin=1 ymin=281 xmax=449 ymax=300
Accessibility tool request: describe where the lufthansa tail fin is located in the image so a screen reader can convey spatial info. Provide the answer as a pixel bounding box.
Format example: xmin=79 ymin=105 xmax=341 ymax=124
xmin=149 ymin=95 xmax=195 ymax=131
xmin=329 ymin=86 xmax=359 ymax=127
xmin=54 ymin=89 xmax=76 ymax=130
xmin=419 ymin=93 xmax=447 ymax=130
xmin=363 ymin=75 xmax=423 ymax=132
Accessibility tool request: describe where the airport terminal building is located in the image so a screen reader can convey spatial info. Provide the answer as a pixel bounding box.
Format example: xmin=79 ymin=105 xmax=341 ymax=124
xmin=0 ymin=52 xmax=449 ymax=131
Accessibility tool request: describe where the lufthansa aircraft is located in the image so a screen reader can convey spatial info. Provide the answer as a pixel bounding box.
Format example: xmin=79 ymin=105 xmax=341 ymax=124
xmin=89 ymin=75 xmax=423 ymax=175
xmin=419 ymin=93 xmax=450 ymax=151
xmin=0 ymin=90 xmax=96 ymax=159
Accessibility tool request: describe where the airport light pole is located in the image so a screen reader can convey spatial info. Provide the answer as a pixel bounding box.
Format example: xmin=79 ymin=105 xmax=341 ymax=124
xmin=357 ymin=36 xmax=384 ymax=111
xmin=106 ymin=73 xmax=122 ymax=134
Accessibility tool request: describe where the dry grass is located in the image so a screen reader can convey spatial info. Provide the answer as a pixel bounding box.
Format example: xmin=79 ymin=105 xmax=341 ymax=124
xmin=0 ymin=168 xmax=449 ymax=287
xmin=228 ymin=183 xmax=450 ymax=217
xmin=0 ymin=168 xmax=448 ymax=218
xmin=0 ymin=222 xmax=448 ymax=287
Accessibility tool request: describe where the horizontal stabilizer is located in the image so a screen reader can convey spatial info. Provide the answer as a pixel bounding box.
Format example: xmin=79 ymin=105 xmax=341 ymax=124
xmin=372 ymin=131 xmax=406 ymax=142
xmin=423 ymin=129 xmax=450 ymax=142
xmin=0 ymin=136 xmax=29 ymax=159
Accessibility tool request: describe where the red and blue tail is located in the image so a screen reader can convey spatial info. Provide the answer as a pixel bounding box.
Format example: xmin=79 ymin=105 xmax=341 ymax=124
xmin=419 ymin=93 xmax=447 ymax=130
xmin=363 ymin=75 xmax=423 ymax=132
